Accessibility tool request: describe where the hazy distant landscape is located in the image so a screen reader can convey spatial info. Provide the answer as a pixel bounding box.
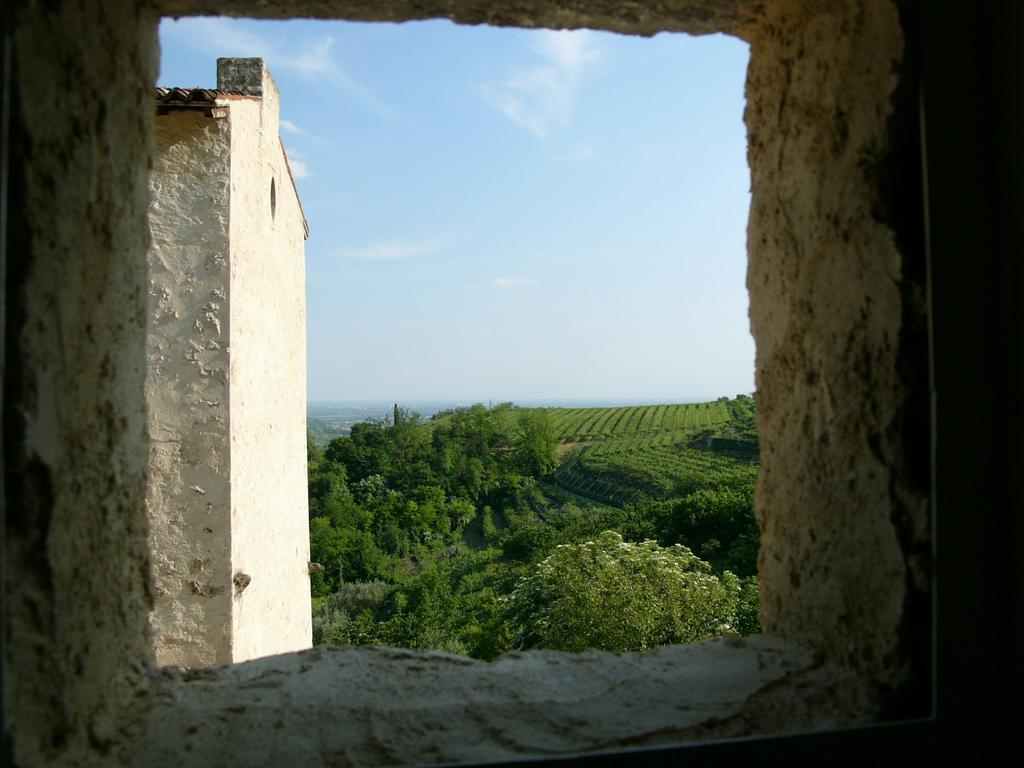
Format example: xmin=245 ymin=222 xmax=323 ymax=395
xmin=308 ymin=401 xmax=459 ymax=444
xmin=307 ymin=398 xmax=738 ymax=445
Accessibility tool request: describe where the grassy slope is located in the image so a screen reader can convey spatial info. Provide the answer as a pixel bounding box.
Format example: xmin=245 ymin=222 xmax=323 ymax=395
xmin=534 ymin=398 xmax=759 ymax=507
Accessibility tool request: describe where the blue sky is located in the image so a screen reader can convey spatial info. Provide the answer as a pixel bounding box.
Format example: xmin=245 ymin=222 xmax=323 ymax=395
xmin=159 ymin=18 xmax=752 ymax=403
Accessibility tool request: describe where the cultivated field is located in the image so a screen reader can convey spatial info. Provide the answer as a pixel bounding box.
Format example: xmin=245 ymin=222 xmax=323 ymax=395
xmin=537 ymin=397 xmax=758 ymax=506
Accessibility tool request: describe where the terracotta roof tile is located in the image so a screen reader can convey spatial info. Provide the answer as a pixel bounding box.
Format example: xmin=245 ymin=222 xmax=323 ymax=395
xmin=154 ymin=87 xmax=246 ymax=103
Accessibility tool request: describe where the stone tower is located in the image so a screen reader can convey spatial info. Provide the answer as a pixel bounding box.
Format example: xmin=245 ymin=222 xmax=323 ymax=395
xmin=146 ymin=59 xmax=311 ymax=666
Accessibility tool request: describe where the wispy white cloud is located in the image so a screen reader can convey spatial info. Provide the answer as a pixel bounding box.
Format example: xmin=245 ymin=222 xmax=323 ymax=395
xmin=492 ymin=276 xmax=538 ymax=288
xmin=282 ymin=145 xmax=310 ymax=179
xmin=479 ymin=30 xmax=598 ymax=139
xmin=280 ymin=119 xmax=304 ymax=135
xmin=289 ymin=158 xmax=311 ymax=179
xmin=334 ymin=238 xmax=447 ymax=261
xmin=537 ymin=29 xmax=598 ymax=75
xmin=161 ymin=18 xmax=267 ymax=61
xmin=159 ymin=18 xmax=394 ymax=119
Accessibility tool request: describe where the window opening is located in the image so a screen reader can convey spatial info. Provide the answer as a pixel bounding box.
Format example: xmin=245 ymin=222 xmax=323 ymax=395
xmin=2 ymin=1 xmax=942 ymax=765
xmin=156 ymin=17 xmax=757 ymax=665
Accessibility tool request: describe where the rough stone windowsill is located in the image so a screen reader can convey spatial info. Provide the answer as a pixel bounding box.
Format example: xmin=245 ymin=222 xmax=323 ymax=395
xmin=125 ymin=634 xmax=875 ymax=766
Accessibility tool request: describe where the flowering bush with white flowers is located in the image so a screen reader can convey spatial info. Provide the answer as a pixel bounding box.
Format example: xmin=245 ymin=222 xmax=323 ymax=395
xmin=504 ymin=530 xmax=758 ymax=652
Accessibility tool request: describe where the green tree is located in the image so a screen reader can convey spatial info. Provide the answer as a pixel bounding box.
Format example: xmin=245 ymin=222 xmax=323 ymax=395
xmin=661 ymin=484 xmax=759 ymax=576
xmin=504 ymin=531 xmax=752 ymax=652
xmin=515 ymin=409 xmax=558 ymax=476
xmin=307 ymin=434 xmax=322 ymax=471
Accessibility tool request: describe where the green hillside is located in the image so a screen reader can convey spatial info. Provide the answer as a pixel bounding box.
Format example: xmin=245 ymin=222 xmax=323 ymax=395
xmin=307 ymin=395 xmax=760 ymax=659
xmin=535 ymin=397 xmax=758 ymax=507
xmin=547 ymin=400 xmax=733 ymax=441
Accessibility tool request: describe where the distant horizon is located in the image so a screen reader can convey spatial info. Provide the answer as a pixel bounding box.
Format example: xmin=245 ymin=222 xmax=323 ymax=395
xmin=309 ymin=393 xmax=753 ymax=407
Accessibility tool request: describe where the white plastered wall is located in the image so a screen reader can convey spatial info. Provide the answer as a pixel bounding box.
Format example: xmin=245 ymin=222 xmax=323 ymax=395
xmin=146 ymin=108 xmax=234 ymax=666
xmin=226 ymin=85 xmax=313 ymax=662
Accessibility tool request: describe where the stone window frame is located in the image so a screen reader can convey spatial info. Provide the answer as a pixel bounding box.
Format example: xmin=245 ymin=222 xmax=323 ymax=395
xmin=4 ymin=0 xmax=1021 ymax=765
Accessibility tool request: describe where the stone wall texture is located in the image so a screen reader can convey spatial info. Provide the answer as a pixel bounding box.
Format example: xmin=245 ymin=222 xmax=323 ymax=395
xmin=744 ymin=0 xmax=926 ymax=688
xmin=5 ymin=1 xmax=159 ymax=763
xmin=4 ymin=0 xmax=929 ymax=765
xmin=121 ymin=636 xmax=873 ymax=766
xmin=160 ymin=0 xmax=761 ymax=36
xmin=148 ymin=108 xmax=234 ymax=666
